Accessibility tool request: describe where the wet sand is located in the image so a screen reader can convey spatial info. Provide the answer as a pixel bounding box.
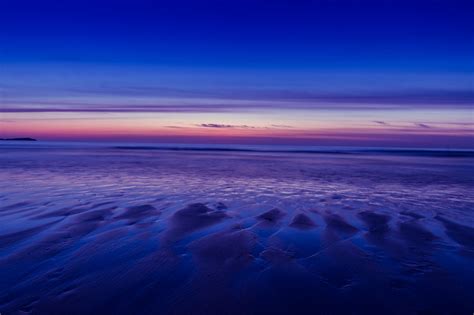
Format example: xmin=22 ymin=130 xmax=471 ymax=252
xmin=0 ymin=144 xmax=473 ymax=314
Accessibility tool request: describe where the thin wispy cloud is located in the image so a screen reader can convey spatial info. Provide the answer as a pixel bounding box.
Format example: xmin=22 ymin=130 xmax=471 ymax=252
xmin=271 ymin=124 xmax=294 ymax=128
xmin=415 ymin=123 xmax=432 ymax=129
xmin=1 ymin=87 xmax=473 ymax=114
xmin=198 ymin=123 xmax=256 ymax=129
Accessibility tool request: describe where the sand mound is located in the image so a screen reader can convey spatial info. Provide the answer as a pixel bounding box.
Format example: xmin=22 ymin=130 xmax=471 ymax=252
xmin=116 ymin=204 xmax=159 ymax=224
xmin=358 ymin=211 xmax=390 ymax=234
xmin=290 ymin=213 xmax=316 ymax=229
xmin=165 ymin=203 xmax=228 ymax=241
xmin=257 ymin=208 xmax=285 ymax=223
xmin=436 ymin=215 xmax=474 ymax=249
xmin=324 ymin=213 xmax=358 ymax=234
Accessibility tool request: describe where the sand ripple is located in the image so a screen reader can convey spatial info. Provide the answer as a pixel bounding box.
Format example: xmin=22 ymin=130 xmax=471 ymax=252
xmin=0 ymin=148 xmax=473 ymax=314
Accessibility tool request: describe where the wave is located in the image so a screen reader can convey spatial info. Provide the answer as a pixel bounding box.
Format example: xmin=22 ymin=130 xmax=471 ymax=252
xmin=112 ymin=146 xmax=474 ymax=157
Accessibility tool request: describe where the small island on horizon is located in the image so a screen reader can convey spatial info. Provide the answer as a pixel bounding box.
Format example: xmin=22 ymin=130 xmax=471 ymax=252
xmin=0 ymin=137 xmax=37 ymax=141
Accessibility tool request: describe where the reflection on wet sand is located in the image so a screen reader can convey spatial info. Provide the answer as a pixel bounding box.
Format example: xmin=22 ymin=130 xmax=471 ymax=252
xmin=0 ymin=146 xmax=473 ymax=314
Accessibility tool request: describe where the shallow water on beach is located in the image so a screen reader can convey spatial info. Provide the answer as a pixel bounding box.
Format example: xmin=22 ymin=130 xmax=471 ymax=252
xmin=1 ymin=143 xmax=473 ymax=314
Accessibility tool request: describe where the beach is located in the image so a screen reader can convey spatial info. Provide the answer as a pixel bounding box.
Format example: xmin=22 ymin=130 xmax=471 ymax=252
xmin=1 ymin=142 xmax=473 ymax=314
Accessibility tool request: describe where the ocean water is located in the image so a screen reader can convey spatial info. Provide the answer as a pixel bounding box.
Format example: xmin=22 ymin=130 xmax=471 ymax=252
xmin=0 ymin=142 xmax=473 ymax=314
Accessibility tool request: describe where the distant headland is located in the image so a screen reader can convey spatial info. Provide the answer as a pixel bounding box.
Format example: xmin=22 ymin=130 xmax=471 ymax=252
xmin=0 ymin=138 xmax=37 ymax=141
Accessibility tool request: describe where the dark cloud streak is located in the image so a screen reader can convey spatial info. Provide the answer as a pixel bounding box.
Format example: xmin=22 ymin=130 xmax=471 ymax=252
xmin=1 ymin=88 xmax=473 ymax=114
xmin=415 ymin=123 xmax=432 ymax=129
xmin=198 ymin=123 xmax=256 ymax=129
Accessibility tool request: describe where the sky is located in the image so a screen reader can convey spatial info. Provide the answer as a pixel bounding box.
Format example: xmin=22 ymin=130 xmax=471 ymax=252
xmin=1 ymin=0 xmax=473 ymax=148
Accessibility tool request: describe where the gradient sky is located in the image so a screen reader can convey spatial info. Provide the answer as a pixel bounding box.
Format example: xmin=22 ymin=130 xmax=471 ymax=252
xmin=1 ymin=0 xmax=473 ymax=147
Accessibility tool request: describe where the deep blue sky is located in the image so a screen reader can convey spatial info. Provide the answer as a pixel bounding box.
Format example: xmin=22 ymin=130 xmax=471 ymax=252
xmin=2 ymin=0 xmax=473 ymax=71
